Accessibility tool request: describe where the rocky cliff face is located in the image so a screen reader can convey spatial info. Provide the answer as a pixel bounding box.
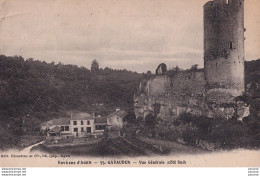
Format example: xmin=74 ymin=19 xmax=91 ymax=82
xmin=134 ymin=70 xmax=249 ymax=121
xmin=134 ymin=71 xmax=207 ymax=121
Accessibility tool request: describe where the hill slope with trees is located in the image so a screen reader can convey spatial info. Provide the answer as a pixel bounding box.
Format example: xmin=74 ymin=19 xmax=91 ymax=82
xmin=0 ymin=55 xmax=143 ymax=149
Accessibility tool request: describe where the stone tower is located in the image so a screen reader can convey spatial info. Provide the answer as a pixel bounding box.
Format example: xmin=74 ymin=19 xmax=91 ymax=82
xmin=204 ymin=0 xmax=245 ymax=103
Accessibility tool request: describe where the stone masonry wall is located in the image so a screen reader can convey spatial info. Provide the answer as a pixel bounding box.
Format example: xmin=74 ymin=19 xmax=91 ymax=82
xmin=134 ymin=70 xmax=249 ymax=121
xmin=134 ymin=71 xmax=207 ymax=121
xmin=204 ymin=0 xmax=245 ymax=100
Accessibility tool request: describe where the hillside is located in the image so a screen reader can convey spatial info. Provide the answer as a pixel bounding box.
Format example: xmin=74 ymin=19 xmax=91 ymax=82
xmin=0 ymin=55 xmax=143 ymax=149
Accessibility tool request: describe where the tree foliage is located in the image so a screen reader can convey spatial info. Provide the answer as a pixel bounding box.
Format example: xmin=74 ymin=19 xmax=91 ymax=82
xmin=0 ymin=55 xmax=143 ymax=149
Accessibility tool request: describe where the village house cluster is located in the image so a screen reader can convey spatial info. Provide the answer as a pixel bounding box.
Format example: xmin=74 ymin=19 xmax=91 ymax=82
xmin=40 ymin=109 xmax=128 ymax=138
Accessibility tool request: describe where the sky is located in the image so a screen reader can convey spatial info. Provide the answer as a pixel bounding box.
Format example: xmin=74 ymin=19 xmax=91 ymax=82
xmin=0 ymin=0 xmax=259 ymax=73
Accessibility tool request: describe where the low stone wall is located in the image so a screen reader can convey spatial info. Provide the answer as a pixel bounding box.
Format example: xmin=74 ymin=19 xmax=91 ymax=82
xmin=43 ymin=138 xmax=101 ymax=148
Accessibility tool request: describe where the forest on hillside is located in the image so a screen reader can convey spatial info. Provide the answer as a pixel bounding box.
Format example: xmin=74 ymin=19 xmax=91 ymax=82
xmin=0 ymin=55 xmax=143 ymax=149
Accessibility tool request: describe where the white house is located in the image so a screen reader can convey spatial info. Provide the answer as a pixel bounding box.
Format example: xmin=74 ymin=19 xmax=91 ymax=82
xmin=70 ymin=112 xmax=95 ymax=137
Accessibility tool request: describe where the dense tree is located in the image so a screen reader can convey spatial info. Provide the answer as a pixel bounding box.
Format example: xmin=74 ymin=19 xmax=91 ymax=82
xmin=190 ymin=64 xmax=198 ymax=71
xmin=91 ymin=59 xmax=99 ymax=72
xmin=0 ymin=55 xmax=144 ymax=149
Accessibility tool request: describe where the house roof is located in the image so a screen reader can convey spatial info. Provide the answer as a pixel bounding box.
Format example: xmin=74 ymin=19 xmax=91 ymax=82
xmin=107 ymin=110 xmax=128 ymax=119
xmin=49 ymin=126 xmax=62 ymax=133
xmin=72 ymin=112 xmax=94 ymax=120
xmin=94 ymin=117 xmax=107 ymax=124
xmin=40 ymin=118 xmax=69 ymax=128
xmin=51 ymin=118 xmax=70 ymax=125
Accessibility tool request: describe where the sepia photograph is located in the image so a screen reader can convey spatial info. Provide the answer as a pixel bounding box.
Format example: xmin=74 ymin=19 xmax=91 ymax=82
xmin=0 ymin=0 xmax=259 ymax=167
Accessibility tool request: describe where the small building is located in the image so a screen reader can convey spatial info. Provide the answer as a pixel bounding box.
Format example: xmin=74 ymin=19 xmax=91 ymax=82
xmin=47 ymin=126 xmax=62 ymax=137
xmin=107 ymin=109 xmax=128 ymax=130
xmin=51 ymin=118 xmax=71 ymax=135
xmin=94 ymin=117 xmax=107 ymax=135
xmin=41 ymin=118 xmax=71 ymax=136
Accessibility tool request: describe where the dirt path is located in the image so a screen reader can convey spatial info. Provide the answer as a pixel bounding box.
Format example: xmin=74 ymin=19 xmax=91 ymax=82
xmin=21 ymin=140 xmax=45 ymax=153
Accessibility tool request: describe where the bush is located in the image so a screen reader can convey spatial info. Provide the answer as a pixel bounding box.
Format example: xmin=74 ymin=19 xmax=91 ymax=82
xmin=161 ymin=113 xmax=260 ymax=150
xmin=207 ymin=119 xmax=246 ymax=148
xmin=171 ymin=123 xmax=199 ymax=144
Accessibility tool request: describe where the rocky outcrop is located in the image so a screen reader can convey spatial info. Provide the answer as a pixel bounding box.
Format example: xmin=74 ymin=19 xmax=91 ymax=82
xmin=134 ymin=70 xmax=207 ymax=120
xmin=134 ymin=70 xmax=250 ymax=121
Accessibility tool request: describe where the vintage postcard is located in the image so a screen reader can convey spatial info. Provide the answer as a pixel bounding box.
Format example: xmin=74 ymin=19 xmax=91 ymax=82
xmin=0 ymin=0 xmax=259 ymax=167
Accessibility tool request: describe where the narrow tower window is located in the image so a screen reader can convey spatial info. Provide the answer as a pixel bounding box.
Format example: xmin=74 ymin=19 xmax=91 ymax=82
xmin=229 ymin=42 xmax=233 ymax=49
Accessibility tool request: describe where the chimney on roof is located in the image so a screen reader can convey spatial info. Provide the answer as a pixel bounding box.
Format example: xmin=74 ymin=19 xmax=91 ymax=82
xmin=71 ymin=113 xmax=73 ymax=118
xmin=92 ymin=113 xmax=95 ymax=118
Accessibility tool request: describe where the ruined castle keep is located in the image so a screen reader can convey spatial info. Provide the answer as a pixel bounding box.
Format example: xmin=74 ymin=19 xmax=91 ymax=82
xmin=134 ymin=0 xmax=249 ymax=121
xmin=204 ymin=0 xmax=245 ymax=103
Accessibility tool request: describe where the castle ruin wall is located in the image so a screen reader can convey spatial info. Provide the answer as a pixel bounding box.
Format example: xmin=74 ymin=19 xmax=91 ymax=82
xmin=134 ymin=0 xmax=249 ymax=121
